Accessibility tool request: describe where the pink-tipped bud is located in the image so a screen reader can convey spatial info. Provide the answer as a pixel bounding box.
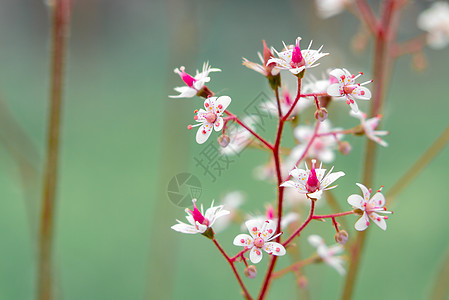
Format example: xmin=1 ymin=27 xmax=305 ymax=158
xmin=291 ymin=38 xmax=305 ymax=67
xmin=338 ymin=141 xmax=352 ymax=155
xmin=174 ymin=66 xmax=197 ymax=87
xmin=335 ymin=230 xmax=349 ymax=245
xmin=297 ymin=276 xmax=308 ymax=289
xmin=314 ymin=107 xmax=328 ymax=122
xmin=186 ymin=199 xmax=208 ymax=226
xmin=244 ymin=265 xmax=257 ymax=279
xmin=305 ymin=159 xmax=320 ymax=193
xmin=217 ymin=135 xmax=230 ymax=147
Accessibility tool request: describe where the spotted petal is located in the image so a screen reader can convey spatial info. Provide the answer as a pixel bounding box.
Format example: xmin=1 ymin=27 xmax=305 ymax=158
xmin=347 ymin=194 xmax=364 ymax=210
xmin=215 ymin=96 xmax=231 ymax=115
xmin=354 ymin=212 xmax=369 ymax=231
xmin=321 ymin=170 xmax=345 ymax=189
xmin=327 ymin=83 xmax=343 ymax=97
xmin=233 ymin=234 xmax=254 ymax=247
xmin=370 ymin=212 xmax=387 ymax=230
xmin=249 ymin=247 xmax=264 ymax=264
xmin=370 ymin=192 xmax=386 ymax=207
xmin=352 ymin=86 xmax=372 ymax=100
xmin=245 ymin=219 xmax=263 ymax=238
xmin=214 ymin=116 xmax=224 ymax=131
xmin=263 ymin=242 xmax=286 ymax=256
xmin=356 ymin=183 xmax=371 ymax=201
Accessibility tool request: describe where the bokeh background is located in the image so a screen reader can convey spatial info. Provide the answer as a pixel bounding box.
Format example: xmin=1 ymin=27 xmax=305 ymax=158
xmin=0 ymin=0 xmax=448 ymax=299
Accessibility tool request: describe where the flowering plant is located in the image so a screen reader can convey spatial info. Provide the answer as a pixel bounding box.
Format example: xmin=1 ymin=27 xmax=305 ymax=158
xmin=166 ymin=1 xmax=449 ymax=299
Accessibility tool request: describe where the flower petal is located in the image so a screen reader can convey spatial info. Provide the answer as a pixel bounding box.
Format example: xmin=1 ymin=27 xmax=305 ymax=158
xmin=308 ymin=234 xmax=324 ymax=248
xmin=250 ymin=247 xmax=264 ymax=264
xmin=214 ymin=116 xmax=224 ymax=131
xmin=347 ymin=194 xmax=364 ymax=209
xmin=290 ymin=168 xmax=308 ymax=184
xmin=263 ymin=242 xmax=286 ymax=256
xmin=215 ymin=96 xmax=232 ymax=115
xmin=233 ymin=234 xmax=254 ymax=247
xmin=321 ymin=171 xmax=345 ymax=189
xmin=171 ymin=222 xmax=199 ymax=234
xmin=245 ymin=219 xmax=264 ymax=238
xmin=370 ymin=192 xmax=386 ymax=207
xmin=196 ymin=123 xmax=213 ymax=144
xmin=356 ymin=183 xmax=371 ymax=201
xmin=260 ymin=220 xmax=277 ymax=240
xmin=354 ymin=212 xmax=369 ymax=231
xmin=352 ymin=86 xmax=372 ymax=100
xmin=370 ymin=212 xmax=387 ymax=230
xmin=326 ymin=83 xmax=342 ymax=97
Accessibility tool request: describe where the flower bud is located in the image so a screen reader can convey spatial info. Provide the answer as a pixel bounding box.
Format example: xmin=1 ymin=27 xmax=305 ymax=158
xmin=335 ymin=230 xmax=349 ymax=245
xmin=297 ymin=276 xmax=308 ymax=289
xmin=338 ymin=141 xmax=352 ymax=155
xmin=314 ymin=107 xmax=328 ymax=122
xmin=217 ymin=135 xmax=230 ymax=147
xmin=244 ymin=265 xmax=257 ymax=279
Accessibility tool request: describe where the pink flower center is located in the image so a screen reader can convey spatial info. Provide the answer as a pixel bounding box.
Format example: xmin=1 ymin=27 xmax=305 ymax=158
xmin=343 ymin=85 xmax=356 ymax=95
xmin=205 ymin=112 xmax=217 ymax=123
xmin=187 ymin=200 xmax=208 ymax=226
xmin=254 ymin=237 xmax=265 ymax=248
xmin=175 ymin=67 xmax=197 ymax=87
xmin=305 ymin=160 xmax=320 ymax=193
xmin=291 ymin=39 xmax=305 ymax=67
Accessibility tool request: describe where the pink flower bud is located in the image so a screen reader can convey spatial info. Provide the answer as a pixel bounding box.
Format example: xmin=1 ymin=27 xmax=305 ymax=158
xmin=335 ymin=230 xmax=349 ymax=245
xmin=244 ymin=265 xmax=257 ymax=279
xmin=314 ymin=107 xmax=328 ymax=122
xmin=217 ymin=135 xmax=230 ymax=147
xmin=174 ymin=66 xmax=197 ymax=87
xmin=338 ymin=141 xmax=352 ymax=155
xmin=291 ymin=38 xmax=305 ymax=67
xmin=297 ymin=276 xmax=308 ymax=289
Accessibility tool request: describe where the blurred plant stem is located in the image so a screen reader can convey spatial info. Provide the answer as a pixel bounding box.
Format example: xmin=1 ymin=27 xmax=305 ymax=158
xmin=0 ymin=93 xmax=40 ymax=239
xmin=386 ymin=124 xmax=449 ymax=205
xmin=144 ymin=0 xmax=200 ymax=299
xmin=341 ymin=0 xmax=400 ymax=299
xmin=429 ymin=245 xmax=449 ymax=300
xmin=37 ymin=1 xmax=71 ymax=299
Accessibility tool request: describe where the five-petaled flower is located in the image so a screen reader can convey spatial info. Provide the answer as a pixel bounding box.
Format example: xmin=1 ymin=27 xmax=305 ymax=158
xmin=233 ymin=219 xmax=286 ymax=264
xmin=169 ymin=62 xmax=221 ymax=98
xmin=189 ymin=96 xmax=231 ymax=144
xmin=267 ymin=37 xmax=328 ymax=76
xmin=347 ymin=183 xmax=392 ymax=231
xmin=351 ymin=111 xmax=389 ymax=147
xmin=327 ymin=68 xmax=372 ymax=113
xmin=171 ymin=199 xmax=230 ymax=235
xmin=308 ymin=235 xmax=346 ymax=275
xmin=281 ymin=159 xmax=345 ymax=200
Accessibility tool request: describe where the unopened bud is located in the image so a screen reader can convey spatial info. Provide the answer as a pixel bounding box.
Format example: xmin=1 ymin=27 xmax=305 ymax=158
xmin=314 ymin=107 xmax=328 ymax=122
xmin=244 ymin=265 xmax=257 ymax=279
xmin=217 ymin=135 xmax=230 ymax=147
xmin=338 ymin=141 xmax=351 ymax=155
xmin=335 ymin=230 xmax=349 ymax=245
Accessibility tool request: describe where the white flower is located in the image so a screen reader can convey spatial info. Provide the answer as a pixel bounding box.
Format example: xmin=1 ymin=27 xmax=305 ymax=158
xmin=281 ymin=159 xmax=345 ymax=200
xmin=351 ymin=111 xmax=389 ymax=147
xmin=212 ymin=191 xmax=245 ymax=233
xmin=327 ymin=68 xmax=372 ymax=113
xmin=169 ymin=62 xmax=221 ymax=98
xmin=418 ymin=2 xmax=449 ymax=49
xmin=315 ymin=0 xmax=350 ymax=19
xmin=267 ymin=37 xmax=329 ymax=76
xmin=347 ymin=183 xmax=392 ymax=231
xmin=221 ymin=115 xmax=259 ymax=156
xmin=260 ymin=86 xmax=312 ymax=117
xmin=233 ymin=219 xmax=286 ymax=264
xmin=290 ymin=120 xmax=341 ymax=164
xmin=189 ymin=96 xmax=231 ymax=144
xmin=171 ymin=199 xmax=230 ymax=234
xmin=308 ymin=235 xmax=345 ymax=275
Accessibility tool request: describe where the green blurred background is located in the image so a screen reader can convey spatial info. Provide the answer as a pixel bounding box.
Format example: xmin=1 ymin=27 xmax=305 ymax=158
xmin=0 ymin=0 xmax=448 ymax=299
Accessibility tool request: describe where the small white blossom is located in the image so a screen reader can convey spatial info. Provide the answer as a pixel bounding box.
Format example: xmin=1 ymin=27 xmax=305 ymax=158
xmin=267 ymin=37 xmax=328 ymax=76
xmin=189 ymin=96 xmax=231 ymax=144
xmin=327 ymin=68 xmax=372 ymax=113
xmin=170 ymin=62 xmax=221 ymax=98
xmin=233 ymin=219 xmax=286 ymax=264
xmin=221 ymin=116 xmax=259 ymax=156
xmin=347 ymin=183 xmax=392 ymax=231
xmin=260 ymin=86 xmax=312 ymax=117
xmin=290 ymin=120 xmax=341 ymax=164
xmin=308 ymin=235 xmax=346 ymax=275
xmin=281 ymin=159 xmax=345 ymax=200
xmin=315 ymin=0 xmax=351 ymax=19
xmin=418 ymin=2 xmax=449 ymax=49
xmin=171 ymin=199 xmax=230 ymax=234
xmin=351 ymin=111 xmax=389 ymax=147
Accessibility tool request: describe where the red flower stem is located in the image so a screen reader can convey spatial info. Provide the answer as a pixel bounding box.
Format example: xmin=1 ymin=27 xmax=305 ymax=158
xmin=274 ymin=86 xmax=283 ymax=118
xmin=230 ymin=248 xmax=250 ymax=262
xmin=257 ymin=77 xmax=302 ymax=300
xmin=212 ymin=238 xmax=253 ymax=300
xmin=282 ymin=198 xmax=316 ymax=248
xmin=272 ymin=255 xmax=319 ymax=279
xmin=312 ymin=210 xmax=355 ymax=220
xmin=354 ymin=0 xmax=381 ymax=35
xmin=314 ymin=95 xmax=321 ymax=110
xmin=290 ymin=121 xmax=320 ymax=173
xmin=299 ymin=92 xmax=328 ymax=98
xmin=391 ymin=34 xmax=427 ymax=57
xmin=38 ymin=1 xmax=71 ymax=299
xmin=332 ymin=217 xmax=340 ymax=232
xmin=225 ymin=110 xmax=273 ymax=150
